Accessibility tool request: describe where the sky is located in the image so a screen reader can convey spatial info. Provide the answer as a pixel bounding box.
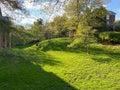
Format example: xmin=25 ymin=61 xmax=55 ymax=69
xmin=22 ymin=0 xmax=120 ymax=26
xmin=1 ymin=0 xmax=120 ymax=26
xmin=13 ymin=0 xmax=65 ymax=26
xmin=107 ymin=0 xmax=120 ymax=20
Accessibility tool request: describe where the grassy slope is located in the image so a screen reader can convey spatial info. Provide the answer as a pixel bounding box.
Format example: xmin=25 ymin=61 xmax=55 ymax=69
xmin=0 ymin=38 xmax=120 ymax=90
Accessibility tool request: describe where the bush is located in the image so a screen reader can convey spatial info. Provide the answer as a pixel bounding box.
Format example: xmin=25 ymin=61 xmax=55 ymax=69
xmin=38 ymin=38 xmax=72 ymax=51
xmin=99 ymin=32 xmax=120 ymax=44
xmin=114 ymin=20 xmax=120 ymax=31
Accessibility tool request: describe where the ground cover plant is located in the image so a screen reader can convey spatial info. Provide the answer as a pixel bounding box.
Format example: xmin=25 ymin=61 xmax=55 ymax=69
xmin=0 ymin=38 xmax=120 ymax=90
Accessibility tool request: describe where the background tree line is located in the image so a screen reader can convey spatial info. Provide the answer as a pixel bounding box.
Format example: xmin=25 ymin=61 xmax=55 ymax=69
xmin=2 ymin=0 xmax=120 ymax=49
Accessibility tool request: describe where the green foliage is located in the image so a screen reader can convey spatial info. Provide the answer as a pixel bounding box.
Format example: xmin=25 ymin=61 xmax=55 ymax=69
xmin=69 ymin=23 xmax=96 ymax=47
xmin=30 ymin=18 xmax=44 ymax=40
xmin=44 ymin=15 xmax=69 ymax=38
xmin=88 ymin=7 xmax=108 ymax=28
xmin=0 ymin=38 xmax=120 ymax=89
xmin=12 ymin=19 xmax=45 ymax=46
xmin=114 ymin=20 xmax=120 ymax=31
xmin=0 ymin=49 xmax=16 ymax=57
xmin=38 ymin=38 xmax=72 ymax=51
xmin=38 ymin=38 xmax=120 ymax=89
xmin=0 ymin=48 xmax=75 ymax=90
xmin=105 ymin=25 xmax=114 ymax=31
xmin=0 ymin=17 xmax=12 ymax=33
xmin=11 ymin=26 xmax=33 ymax=46
xmin=69 ymin=18 xmax=97 ymax=53
xmin=64 ymin=0 xmax=108 ymax=53
xmin=99 ymin=32 xmax=120 ymax=43
xmin=65 ymin=0 xmax=108 ymax=28
xmin=0 ymin=16 xmax=14 ymax=48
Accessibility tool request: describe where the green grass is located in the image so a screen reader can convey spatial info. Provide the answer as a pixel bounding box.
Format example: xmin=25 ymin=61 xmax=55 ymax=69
xmin=0 ymin=38 xmax=120 ymax=90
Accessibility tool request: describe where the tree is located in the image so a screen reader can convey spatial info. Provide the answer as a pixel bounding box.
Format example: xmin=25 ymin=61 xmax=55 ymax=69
xmin=65 ymin=0 xmax=108 ymax=26
xmin=44 ymin=22 xmax=57 ymax=39
xmin=11 ymin=26 xmax=33 ymax=46
xmin=52 ymin=15 xmax=68 ymax=37
xmin=66 ymin=0 xmax=109 ymax=53
xmin=0 ymin=0 xmax=27 ymax=15
xmin=30 ymin=18 xmax=44 ymax=41
xmin=44 ymin=15 xmax=68 ymax=38
xmin=0 ymin=0 xmax=28 ymax=48
xmin=0 ymin=16 xmax=13 ymax=48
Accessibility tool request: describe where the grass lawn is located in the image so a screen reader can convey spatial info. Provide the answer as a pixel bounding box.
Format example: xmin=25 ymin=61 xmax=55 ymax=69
xmin=0 ymin=38 xmax=120 ymax=90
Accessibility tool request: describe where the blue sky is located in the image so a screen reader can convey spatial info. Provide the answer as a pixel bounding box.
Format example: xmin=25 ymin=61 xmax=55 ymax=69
xmin=107 ymin=0 xmax=120 ymax=20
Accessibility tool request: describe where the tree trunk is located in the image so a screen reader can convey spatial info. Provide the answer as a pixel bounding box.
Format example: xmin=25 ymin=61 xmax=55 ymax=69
xmin=8 ymin=32 xmax=11 ymax=48
xmin=4 ymin=33 xmax=7 ymax=48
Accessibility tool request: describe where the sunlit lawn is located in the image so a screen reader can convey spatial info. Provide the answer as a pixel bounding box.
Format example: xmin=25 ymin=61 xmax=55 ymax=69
xmin=0 ymin=38 xmax=120 ymax=90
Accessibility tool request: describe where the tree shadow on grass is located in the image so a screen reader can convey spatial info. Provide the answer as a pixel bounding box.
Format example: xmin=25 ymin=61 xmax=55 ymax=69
xmin=39 ymin=43 xmax=120 ymax=63
xmin=0 ymin=49 xmax=76 ymax=90
xmin=19 ymin=50 xmax=61 ymax=66
xmin=87 ymin=46 xmax=120 ymax=63
xmin=66 ymin=46 xmax=118 ymax=63
xmin=92 ymin=56 xmax=112 ymax=63
xmin=0 ymin=49 xmax=61 ymax=66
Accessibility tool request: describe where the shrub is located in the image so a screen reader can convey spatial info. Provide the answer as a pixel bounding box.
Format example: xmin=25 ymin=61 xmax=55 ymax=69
xmin=99 ymin=32 xmax=120 ymax=44
xmin=38 ymin=38 xmax=72 ymax=51
xmin=114 ymin=20 xmax=120 ymax=31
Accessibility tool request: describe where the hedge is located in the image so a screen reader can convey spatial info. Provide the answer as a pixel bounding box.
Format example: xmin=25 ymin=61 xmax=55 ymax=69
xmin=99 ymin=32 xmax=120 ymax=44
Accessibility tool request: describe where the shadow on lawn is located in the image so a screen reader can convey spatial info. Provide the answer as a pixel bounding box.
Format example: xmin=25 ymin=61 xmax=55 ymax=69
xmin=0 ymin=49 xmax=76 ymax=90
xmin=19 ymin=49 xmax=61 ymax=66
xmin=92 ymin=56 xmax=112 ymax=63
xmin=74 ymin=46 xmax=120 ymax=63
xmin=39 ymin=42 xmax=120 ymax=63
xmin=86 ymin=46 xmax=120 ymax=63
xmin=0 ymin=49 xmax=61 ymax=66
